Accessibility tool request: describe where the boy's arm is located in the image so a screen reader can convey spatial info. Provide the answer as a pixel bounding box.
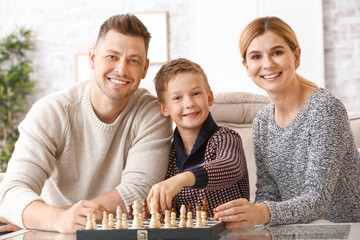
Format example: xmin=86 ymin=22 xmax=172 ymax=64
xmin=146 ymin=171 xmax=195 ymax=212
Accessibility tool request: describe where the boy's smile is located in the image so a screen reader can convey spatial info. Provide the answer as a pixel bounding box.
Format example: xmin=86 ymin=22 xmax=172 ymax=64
xmin=159 ymin=72 xmax=213 ymax=135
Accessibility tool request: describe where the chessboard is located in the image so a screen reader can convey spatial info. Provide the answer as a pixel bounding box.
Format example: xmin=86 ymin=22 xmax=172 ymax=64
xmin=76 ymin=219 xmax=226 ymax=240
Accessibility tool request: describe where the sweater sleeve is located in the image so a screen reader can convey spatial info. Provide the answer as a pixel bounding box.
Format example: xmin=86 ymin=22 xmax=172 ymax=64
xmin=116 ymin=96 xmax=173 ymax=208
xmin=0 ymin=97 xmax=68 ymax=228
xmin=264 ymin=98 xmax=353 ymax=225
xmin=186 ymin=128 xmax=247 ymax=190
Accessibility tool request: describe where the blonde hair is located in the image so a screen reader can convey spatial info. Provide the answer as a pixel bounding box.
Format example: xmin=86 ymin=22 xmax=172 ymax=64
xmin=240 ymin=16 xmax=317 ymax=88
xmin=154 ymin=58 xmax=211 ymax=103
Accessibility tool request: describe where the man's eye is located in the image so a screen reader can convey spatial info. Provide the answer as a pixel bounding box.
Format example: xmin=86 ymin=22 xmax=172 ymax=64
xmin=130 ymin=59 xmax=140 ymax=64
xmin=106 ymin=55 xmax=116 ymax=60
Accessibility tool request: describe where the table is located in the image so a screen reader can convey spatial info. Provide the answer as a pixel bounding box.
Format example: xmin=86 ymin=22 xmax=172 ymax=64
xmin=2 ymin=222 xmax=359 ymax=240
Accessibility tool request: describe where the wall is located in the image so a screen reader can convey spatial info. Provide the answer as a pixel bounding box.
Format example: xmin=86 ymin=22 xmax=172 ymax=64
xmin=323 ymin=0 xmax=360 ymax=115
xmin=0 ymin=0 xmax=359 ymax=115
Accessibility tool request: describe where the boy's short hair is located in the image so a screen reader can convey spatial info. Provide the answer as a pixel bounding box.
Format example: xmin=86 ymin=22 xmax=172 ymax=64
xmin=154 ymin=58 xmax=211 ymax=103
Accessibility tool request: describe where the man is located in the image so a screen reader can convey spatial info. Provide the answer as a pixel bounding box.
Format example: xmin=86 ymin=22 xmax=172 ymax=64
xmin=0 ymin=14 xmax=172 ymax=233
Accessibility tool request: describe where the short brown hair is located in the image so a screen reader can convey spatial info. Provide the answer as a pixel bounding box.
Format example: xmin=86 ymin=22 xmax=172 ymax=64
xmin=154 ymin=58 xmax=211 ymax=103
xmin=96 ymin=14 xmax=151 ymax=55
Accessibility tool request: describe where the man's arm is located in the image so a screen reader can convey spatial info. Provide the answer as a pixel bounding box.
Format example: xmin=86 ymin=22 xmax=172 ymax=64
xmin=22 ymin=200 xmax=108 ymax=233
xmin=90 ymin=189 xmax=126 ymax=214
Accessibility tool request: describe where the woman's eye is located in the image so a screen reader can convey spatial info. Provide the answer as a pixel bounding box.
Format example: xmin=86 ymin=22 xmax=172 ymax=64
xmin=273 ymin=50 xmax=283 ymax=56
xmin=251 ymin=55 xmax=260 ymax=60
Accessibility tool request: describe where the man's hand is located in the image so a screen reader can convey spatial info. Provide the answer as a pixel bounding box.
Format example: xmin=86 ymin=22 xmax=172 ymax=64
xmin=55 ymin=200 xmax=109 ymax=233
xmin=214 ymin=199 xmax=271 ymax=228
xmin=147 ymin=172 xmax=195 ymax=212
xmin=0 ymin=216 xmax=21 ymax=232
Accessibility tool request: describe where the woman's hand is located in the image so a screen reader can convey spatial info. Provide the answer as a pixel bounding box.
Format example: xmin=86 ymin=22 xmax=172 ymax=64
xmin=214 ymin=198 xmax=270 ymax=228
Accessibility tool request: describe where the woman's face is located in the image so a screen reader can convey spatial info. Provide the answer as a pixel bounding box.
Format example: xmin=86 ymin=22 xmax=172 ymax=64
xmin=243 ymin=31 xmax=300 ymax=94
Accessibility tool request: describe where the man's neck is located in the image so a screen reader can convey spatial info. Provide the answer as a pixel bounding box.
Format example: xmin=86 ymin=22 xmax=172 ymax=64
xmin=90 ymin=84 xmax=129 ymax=124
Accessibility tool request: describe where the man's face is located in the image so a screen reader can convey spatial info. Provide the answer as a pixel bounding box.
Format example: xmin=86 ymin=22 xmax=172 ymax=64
xmin=90 ymin=29 xmax=149 ymax=103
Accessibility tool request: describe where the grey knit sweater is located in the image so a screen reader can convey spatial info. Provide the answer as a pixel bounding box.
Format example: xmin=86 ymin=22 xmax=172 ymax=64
xmin=253 ymin=88 xmax=360 ymax=225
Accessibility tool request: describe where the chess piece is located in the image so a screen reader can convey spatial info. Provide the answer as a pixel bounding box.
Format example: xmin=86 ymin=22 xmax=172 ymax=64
xmin=85 ymin=213 xmax=94 ymax=230
xmin=179 ymin=205 xmax=186 ymax=228
xmin=139 ymin=213 xmax=144 ymax=228
xmin=149 ymin=198 xmax=161 ymax=228
xmin=132 ymin=200 xmax=141 ymax=229
xmin=128 ymin=204 xmax=134 ymax=220
xmin=108 ymin=213 xmax=115 ymax=228
xmin=195 ymin=207 xmax=204 ymax=228
xmin=116 ymin=206 xmax=123 ymax=229
xmin=187 ymin=203 xmax=192 ymax=214
xmin=142 ymin=199 xmax=149 ymax=219
xmin=202 ymin=198 xmax=209 ymax=218
xmin=186 ymin=211 xmax=194 ymax=227
xmin=91 ymin=214 xmax=97 ymax=229
xmin=122 ymin=213 xmax=128 ymax=229
xmin=164 ymin=210 xmax=171 ymax=228
xmin=102 ymin=211 xmax=109 ymax=229
xmin=201 ymin=211 xmax=208 ymax=226
xmin=170 ymin=211 xmax=177 ymax=227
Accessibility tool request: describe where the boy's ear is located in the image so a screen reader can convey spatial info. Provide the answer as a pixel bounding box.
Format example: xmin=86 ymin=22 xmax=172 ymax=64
xmin=208 ymin=90 xmax=214 ymax=107
xmin=158 ymin=101 xmax=170 ymax=117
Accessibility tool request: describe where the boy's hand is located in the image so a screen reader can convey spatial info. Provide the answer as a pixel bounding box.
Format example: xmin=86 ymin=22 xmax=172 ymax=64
xmin=147 ymin=172 xmax=195 ymax=212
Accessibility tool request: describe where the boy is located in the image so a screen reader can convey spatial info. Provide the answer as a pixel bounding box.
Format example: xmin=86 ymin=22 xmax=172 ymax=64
xmin=147 ymin=58 xmax=249 ymax=217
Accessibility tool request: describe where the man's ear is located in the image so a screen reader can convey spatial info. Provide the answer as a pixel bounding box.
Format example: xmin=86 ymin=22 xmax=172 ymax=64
xmin=89 ymin=47 xmax=96 ymax=69
xmin=142 ymin=58 xmax=150 ymax=79
xmin=158 ymin=101 xmax=170 ymax=117
xmin=208 ymin=90 xmax=214 ymax=107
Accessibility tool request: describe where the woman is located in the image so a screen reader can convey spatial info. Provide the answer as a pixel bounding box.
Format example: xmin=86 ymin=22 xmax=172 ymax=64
xmin=214 ymin=16 xmax=360 ymax=227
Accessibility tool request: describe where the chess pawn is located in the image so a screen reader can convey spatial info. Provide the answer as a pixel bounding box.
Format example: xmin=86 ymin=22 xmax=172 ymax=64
xmin=102 ymin=211 xmax=109 ymax=229
xmin=170 ymin=211 xmax=177 ymax=227
xmin=163 ymin=210 xmax=171 ymax=228
xmin=195 ymin=210 xmax=204 ymax=228
xmin=186 ymin=212 xmax=194 ymax=228
xmin=201 ymin=211 xmax=208 ymax=226
xmin=128 ymin=204 xmax=134 ymax=220
xmin=91 ymin=214 xmax=97 ymax=229
xmin=116 ymin=206 xmax=122 ymax=229
xmin=179 ymin=205 xmax=186 ymax=228
xmin=139 ymin=213 xmax=144 ymax=228
xmin=108 ymin=213 xmax=115 ymax=228
xmin=122 ymin=213 xmax=128 ymax=229
xmin=149 ymin=198 xmax=161 ymax=229
xmin=85 ymin=213 xmax=94 ymax=230
xmin=142 ymin=199 xmax=149 ymax=220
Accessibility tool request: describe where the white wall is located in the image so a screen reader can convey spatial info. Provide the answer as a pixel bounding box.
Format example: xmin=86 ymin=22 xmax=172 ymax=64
xmin=3 ymin=0 xmax=359 ymax=116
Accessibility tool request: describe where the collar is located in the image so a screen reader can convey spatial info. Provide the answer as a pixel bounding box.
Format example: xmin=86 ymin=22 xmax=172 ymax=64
xmin=173 ymin=113 xmax=219 ymax=171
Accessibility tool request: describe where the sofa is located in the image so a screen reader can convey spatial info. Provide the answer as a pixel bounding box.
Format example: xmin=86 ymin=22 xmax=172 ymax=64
xmin=0 ymin=91 xmax=359 ymax=202
xmin=210 ymin=91 xmax=360 ymax=203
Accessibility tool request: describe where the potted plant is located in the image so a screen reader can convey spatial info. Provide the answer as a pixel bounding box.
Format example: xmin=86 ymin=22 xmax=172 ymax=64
xmin=0 ymin=28 xmax=35 ymax=172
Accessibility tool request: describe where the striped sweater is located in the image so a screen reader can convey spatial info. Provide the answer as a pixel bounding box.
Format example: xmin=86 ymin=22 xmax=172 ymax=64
xmin=167 ymin=114 xmax=249 ymax=217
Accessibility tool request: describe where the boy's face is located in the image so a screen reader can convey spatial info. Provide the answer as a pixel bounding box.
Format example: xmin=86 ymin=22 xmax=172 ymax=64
xmin=159 ymin=72 xmax=213 ymax=134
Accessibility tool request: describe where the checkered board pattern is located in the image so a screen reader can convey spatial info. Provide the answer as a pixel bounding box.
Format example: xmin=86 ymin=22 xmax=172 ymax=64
xmin=76 ymin=219 xmax=226 ymax=240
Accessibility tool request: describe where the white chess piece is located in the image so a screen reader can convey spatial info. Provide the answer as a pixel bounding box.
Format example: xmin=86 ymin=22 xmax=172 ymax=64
xmin=201 ymin=211 xmax=208 ymax=226
xmin=102 ymin=211 xmax=109 ymax=229
xmin=149 ymin=198 xmax=161 ymax=229
xmin=170 ymin=211 xmax=177 ymax=227
xmin=186 ymin=211 xmax=194 ymax=227
xmin=132 ymin=200 xmax=141 ymax=229
xmin=116 ymin=206 xmax=122 ymax=229
xmin=108 ymin=213 xmax=115 ymax=228
xmin=122 ymin=213 xmax=128 ymax=229
xmin=164 ymin=210 xmax=171 ymax=228
xmin=195 ymin=210 xmax=204 ymax=228
xmin=179 ymin=205 xmax=186 ymax=228
xmin=85 ymin=213 xmax=94 ymax=230
xmin=91 ymin=214 xmax=97 ymax=229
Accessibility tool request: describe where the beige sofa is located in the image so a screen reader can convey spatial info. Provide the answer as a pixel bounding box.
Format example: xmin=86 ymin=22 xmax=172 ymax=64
xmin=210 ymin=91 xmax=360 ymax=202
xmin=0 ymin=92 xmax=359 ymax=202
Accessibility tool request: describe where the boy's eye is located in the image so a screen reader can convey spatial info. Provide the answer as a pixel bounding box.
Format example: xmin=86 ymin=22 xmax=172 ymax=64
xmin=193 ymin=92 xmax=201 ymax=96
xmin=173 ymin=96 xmax=181 ymax=101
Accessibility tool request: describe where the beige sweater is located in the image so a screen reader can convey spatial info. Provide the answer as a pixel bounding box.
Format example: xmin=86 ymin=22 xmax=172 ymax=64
xmin=0 ymin=81 xmax=172 ymax=228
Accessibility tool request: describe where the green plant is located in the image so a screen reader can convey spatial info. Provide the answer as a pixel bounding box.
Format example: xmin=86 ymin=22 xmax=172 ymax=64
xmin=0 ymin=28 xmax=35 ymax=172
